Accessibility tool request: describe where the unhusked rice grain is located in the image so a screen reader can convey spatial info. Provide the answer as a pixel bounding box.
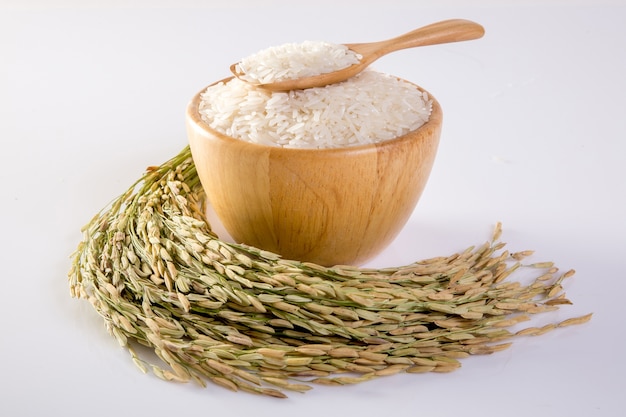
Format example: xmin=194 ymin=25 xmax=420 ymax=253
xmin=198 ymin=70 xmax=432 ymax=149
xmin=235 ymin=41 xmax=362 ymax=84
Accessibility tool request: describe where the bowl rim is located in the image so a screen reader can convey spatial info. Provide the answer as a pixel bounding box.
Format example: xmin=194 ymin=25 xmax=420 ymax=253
xmin=186 ymin=76 xmax=443 ymax=154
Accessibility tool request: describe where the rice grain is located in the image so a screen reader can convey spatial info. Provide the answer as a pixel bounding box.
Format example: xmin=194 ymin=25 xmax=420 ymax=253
xmin=199 ymin=70 xmax=432 ymax=149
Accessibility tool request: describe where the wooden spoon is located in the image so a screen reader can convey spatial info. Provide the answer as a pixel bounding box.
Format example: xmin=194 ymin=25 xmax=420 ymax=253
xmin=230 ymin=19 xmax=484 ymax=91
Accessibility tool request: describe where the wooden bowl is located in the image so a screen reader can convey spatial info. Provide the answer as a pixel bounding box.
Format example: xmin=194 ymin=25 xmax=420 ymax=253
xmin=186 ymin=79 xmax=442 ymax=266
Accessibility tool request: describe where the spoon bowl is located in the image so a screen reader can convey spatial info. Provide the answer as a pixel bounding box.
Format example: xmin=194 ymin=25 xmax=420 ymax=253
xmin=231 ymin=19 xmax=484 ymax=91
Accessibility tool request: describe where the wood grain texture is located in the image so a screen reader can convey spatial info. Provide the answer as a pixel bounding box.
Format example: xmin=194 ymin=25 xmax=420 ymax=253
xmin=186 ymin=80 xmax=442 ymax=266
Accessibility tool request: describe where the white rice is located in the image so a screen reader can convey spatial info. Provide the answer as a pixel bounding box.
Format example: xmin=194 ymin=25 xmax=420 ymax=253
xmin=199 ymin=69 xmax=432 ymax=149
xmin=235 ymin=41 xmax=362 ymax=84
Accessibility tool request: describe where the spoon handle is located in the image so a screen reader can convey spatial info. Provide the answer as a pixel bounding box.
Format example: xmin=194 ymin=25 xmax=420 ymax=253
xmin=349 ymin=19 xmax=485 ymax=64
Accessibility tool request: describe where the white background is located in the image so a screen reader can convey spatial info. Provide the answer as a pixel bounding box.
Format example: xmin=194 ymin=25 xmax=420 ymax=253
xmin=1 ymin=1 xmax=625 ymax=416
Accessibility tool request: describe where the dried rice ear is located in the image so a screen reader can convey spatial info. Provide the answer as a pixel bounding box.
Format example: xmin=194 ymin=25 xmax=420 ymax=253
xmin=69 ymin=146 xmax=592 ymax=398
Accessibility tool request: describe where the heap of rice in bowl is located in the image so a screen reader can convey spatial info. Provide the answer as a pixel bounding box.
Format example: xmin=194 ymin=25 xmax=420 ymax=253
xmin=199 ymin=69 xmax=433 ymax=149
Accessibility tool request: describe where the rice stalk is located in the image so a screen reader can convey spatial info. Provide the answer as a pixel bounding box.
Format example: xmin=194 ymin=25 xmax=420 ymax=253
xmin=68 ymin=145 xmax=591 ymax=398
